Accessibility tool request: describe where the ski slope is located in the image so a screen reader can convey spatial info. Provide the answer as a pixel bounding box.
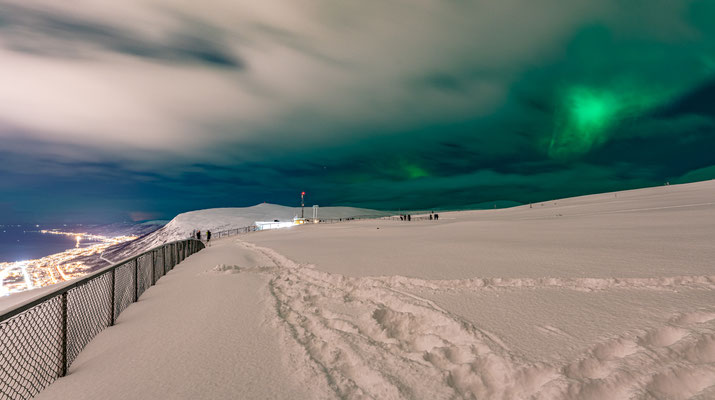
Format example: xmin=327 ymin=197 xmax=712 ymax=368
xmin=38 ymin=180 xmax=715 ymax=399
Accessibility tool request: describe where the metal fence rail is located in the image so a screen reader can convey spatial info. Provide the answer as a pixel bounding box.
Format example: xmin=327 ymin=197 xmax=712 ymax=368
xmin=210 ymin=216 xmax=391 ymax=238
xmin=213 ymin=225 xmax=257 ymax=239
xmin=0 ymin=239 xmax=205 ymax=400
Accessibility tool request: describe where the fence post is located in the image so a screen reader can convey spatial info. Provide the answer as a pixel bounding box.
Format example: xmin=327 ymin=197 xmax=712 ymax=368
xmin=152 ymin=249 xmax=156 ymax=285
xmin=60 ymin=291 xmax=68 ymax=377
xmin=110 ymin=269 xmax=115 ymax=326
xmin=133 ymin=259 xmax=139 ymax=302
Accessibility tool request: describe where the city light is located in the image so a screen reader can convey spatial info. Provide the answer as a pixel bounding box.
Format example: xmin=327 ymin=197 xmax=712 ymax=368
xmin=0 ymin=230 xmax=137 ymax=296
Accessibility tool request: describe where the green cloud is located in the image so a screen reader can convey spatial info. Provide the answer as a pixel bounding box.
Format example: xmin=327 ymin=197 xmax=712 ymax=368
xmin=548 ymin=84 xmax=670 ymax=159
xmin=400 ymin=160 xmax=430 ymax=180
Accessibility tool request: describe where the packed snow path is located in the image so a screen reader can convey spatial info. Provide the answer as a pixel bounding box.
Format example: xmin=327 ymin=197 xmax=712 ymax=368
xmin=36 ymin=241 xmax=314 ymax=400
xmin=38 ymin=181 xmax=715 ymax=399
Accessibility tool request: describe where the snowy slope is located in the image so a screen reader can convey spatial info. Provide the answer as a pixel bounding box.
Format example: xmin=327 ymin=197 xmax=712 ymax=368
xmin=101 ymin=203 xmax=388 ymax=263
xmin=38 ymin=180 xmax=715 ymax=400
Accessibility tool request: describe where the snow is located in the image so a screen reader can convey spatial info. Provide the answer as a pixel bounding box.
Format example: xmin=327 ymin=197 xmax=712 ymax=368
xmin=68 ymin=203 xmax=386 ymax=278
xmin=159 ymin=204 xmax=388 ymax=242
xmin=37 ymin=180 xmax=715 ymax=399
xmin=0 ymin=283 xmax=65 ymax=311
xmin=102 ymin=204 xmax=388 ymax=260
xmin=37 ymin=241 xmax=315 ymax=399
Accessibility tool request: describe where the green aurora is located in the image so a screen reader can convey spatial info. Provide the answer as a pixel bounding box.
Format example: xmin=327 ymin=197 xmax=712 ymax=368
xmin=549 ymin=84 xmax=672 ymax=159
xmin=0 ymin=0 xmax=714 ymax=221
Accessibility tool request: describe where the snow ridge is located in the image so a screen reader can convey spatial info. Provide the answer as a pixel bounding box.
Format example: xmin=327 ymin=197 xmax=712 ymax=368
xmin=380 ymin=274 xmax=715 ymax=292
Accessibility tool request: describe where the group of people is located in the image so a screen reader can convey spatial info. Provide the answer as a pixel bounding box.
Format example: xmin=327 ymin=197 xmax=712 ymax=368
xmin=192 ymin=229 xmax=212 ymax=243
xmin=398 ymin=212 xmax=439 ymax=221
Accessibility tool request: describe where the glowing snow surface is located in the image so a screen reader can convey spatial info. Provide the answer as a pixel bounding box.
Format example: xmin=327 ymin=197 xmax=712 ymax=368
xmin=38 ymin=181 xmax=715 ymax=400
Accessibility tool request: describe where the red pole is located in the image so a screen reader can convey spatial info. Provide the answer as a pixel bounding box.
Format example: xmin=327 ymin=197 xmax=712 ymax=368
xmin=301 ymin=191 xmax=305 ymax=219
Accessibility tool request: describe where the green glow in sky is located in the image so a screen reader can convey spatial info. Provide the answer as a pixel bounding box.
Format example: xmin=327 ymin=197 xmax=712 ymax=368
xmin=344 ymin=160 xmax=429 ymax=183
xmin=571 ymin=89 xmax=619 ymax=133
xmin=548 ymin=85 xmax=666 ymax=159
xmin=402 ymin=162 xmax=429 ymax=179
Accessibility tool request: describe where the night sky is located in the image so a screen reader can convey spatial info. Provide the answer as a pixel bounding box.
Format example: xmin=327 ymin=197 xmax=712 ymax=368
xmin=1 ymin=1 xmax=714 ymax=223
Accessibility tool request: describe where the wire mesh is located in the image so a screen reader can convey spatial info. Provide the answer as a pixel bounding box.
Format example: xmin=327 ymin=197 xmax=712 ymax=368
xmin=168 ymin=244 xmax=175 ymax=271
xmin=0 ymin=297 xmax=63 ymax=399
xmin=137 ymin=253 xmax=153 ymax=298
xmin=67 ymin=273 xmax=112 ymax=366
xmin=0 ymin=239 xmax=205 ymax=399
xmin=164 ymin=246 xmax=170 ymax=275
xmin=164 ymin=245 xmax=170 ymax=274
xmin=154 ymin=248 xmax=164 ymax=284
xmin=113 ymin=261 xmax=135 ymax=321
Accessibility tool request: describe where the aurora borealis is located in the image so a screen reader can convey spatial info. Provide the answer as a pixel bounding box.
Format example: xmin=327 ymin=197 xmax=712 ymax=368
xmin=0 ymin=0 xmax=714 ymax=222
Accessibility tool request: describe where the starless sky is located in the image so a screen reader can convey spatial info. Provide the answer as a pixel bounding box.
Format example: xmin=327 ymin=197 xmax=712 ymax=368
xmin=0 ymin=0 xmax=714 ymax=222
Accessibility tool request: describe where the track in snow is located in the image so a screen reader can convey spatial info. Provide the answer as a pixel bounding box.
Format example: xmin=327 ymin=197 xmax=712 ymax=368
xmin=230 ymin=240 xmax=715 ymax=400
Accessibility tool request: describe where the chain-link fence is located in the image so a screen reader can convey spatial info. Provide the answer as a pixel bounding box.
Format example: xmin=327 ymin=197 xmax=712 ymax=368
xmin=0 ymin=239 xmax=205 ymax=400
xmin=211 ymin=217 xmax=390 ymax=239
xmin=213 ymin=225 xmax=257 ymax=239
xmin=382 ymin=215 xmax=438 ymax=221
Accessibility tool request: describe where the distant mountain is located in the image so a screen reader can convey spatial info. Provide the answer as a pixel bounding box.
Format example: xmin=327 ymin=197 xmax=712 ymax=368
xmin=84 ymin=220 xmax=167 ymax=238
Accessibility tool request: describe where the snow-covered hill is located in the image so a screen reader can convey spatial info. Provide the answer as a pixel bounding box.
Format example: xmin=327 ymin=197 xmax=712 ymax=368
xmin=101 ymin=204 xmax=389 ymax=262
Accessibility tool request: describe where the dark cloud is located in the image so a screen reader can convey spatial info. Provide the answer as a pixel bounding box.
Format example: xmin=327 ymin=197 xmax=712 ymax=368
xmin=0 ymin=0 xmax=713 ymax=222
xmin=657 ymin=79 xmax=715 ymax=117
xmin=0 ymin=3 xmax=242 ymax=67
